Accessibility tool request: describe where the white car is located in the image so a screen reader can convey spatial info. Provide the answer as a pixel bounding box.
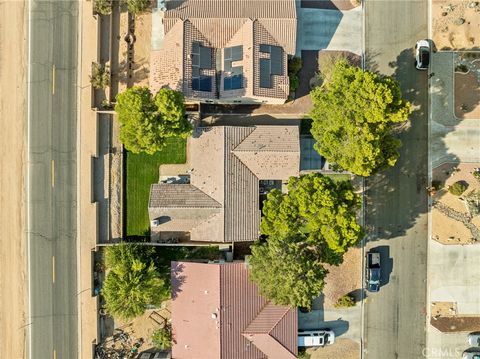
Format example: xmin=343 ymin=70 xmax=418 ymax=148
xmin=463 ymin=350 xmax=480 ymax=359
xmin=468 ymin=332 xmax=480 ymax=346
xmin=298 ymin=329 xmax=335 ymax=347
xmin=415 ymin=40 xmax=430 ymax=70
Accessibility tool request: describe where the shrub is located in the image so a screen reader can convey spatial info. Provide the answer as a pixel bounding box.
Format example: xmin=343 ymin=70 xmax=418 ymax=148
xmin=289 ymin=73 xmax=300 ymax=92
xmin=288 ymin=57 xmax=302 ymax=93
xmin=90 ymin=62 xmax=110 ymax=89
xmin=334 ymin=294 xmax=356 ymax=308
xmin=93 ymin=0 xmax=112 ymax=15
xmin=431 ymin=180 xmax=443 ymax=191
xmin=152 ymin=326 xmax=172 ymax=350
xmin=473 ymin=169 xmax=480 ymax=182
xmin=455 ymin=64 xmax=469 ymax=73
xmin=449 ymin=181 xmax=468 ymax=196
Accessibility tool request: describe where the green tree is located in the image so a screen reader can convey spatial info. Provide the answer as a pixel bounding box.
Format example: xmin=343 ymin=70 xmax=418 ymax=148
xmin=152 ymin=325 xmax=172 ymax=350
xmin=115 ymin=86 xmax=192 ymax=154
xmin=310 ymin=60 xmax=411 ymax=176
xmin=449 ymin=181 xmax=467 ymax=196
xmin=261 ymin=173 xmax=363 ymax=257
xmin=102 ymin=243 xmax=169 ymax=321
xmin=334 ymin=294 xmax=356 ymax=308
xmin=93 ymin=0 xmax=112 ymax=15
xmin=90 ymin=62 xmax=110 ymax=89
xmin=248 ymin=235 xmax=328 ymax=309
xmin=125 ymin=0 xmax=150 ymax=14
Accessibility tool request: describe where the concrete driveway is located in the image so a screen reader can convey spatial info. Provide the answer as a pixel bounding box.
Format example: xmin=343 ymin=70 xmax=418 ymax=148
xmin=296 ymin=7 xmax=362 ymax=56
xmin=298 ymin=304 xmax=361 ymax=342
xmin=430 ymin=52 xmax=480 ymax=167
xmin=426 ymin=241 xmax=480 ymax=358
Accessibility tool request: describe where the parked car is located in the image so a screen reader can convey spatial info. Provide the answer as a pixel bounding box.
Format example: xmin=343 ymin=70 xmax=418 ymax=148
xmin=463 ymin=349 xmax=480 ymax=359
xmin=297 ymin=329 xmax=335 ymax=347
xmin=468 ymin=332 xmax=480 ymax=346
xmin=366 ymin=251 xmax=381 ymax=292
xmin=415 ymin=40 xmax=430 ymax=70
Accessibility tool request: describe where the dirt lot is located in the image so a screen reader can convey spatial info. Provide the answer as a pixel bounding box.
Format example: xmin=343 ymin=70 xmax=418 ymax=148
xmin=431 ymin=163 xmax=480 ymax=244
xmin=454 ymin=53 xmax=480 ymax=119
xmin=0 ymin=1 xmax=28 ymax=358
xmin=132 ymin=13 xmax=151 ymax=86
xmin=432 ymin=0 xmax=480 ymax=50
xmin=431 ymin=315 xmax=480 ymax=332
xmin=322 ymin=247 xmax=362 ymax=309
xmin=305 ymin=338 xmax=359 ymax=359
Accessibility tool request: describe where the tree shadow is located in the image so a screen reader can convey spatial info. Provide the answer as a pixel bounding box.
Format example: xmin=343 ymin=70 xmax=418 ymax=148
xmin=170 ymin=262 xmax=186 ymax=300
xmin=365 ymin=48 xmax=458 ymax=241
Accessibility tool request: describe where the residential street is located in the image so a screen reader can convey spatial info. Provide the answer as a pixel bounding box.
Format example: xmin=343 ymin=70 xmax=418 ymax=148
xmin=28 ymin=1 xmax=79 ymax=358
xmin=364 ymin=0 xmax=429 ymax=358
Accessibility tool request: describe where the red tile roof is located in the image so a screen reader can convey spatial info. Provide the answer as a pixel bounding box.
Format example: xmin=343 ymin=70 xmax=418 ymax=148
xmin=171 ymin=261 xmax=297 ymax=359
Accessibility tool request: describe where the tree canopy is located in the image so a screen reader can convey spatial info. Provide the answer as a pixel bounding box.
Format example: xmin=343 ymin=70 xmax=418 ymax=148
xmin=102 ymin=243 xmax=169 ymax=321
xmin=248 ymin=173 xmax=363 ymax=308
xmin=310 ymin=60 xmax=411 ymax=176
xmin=248 ymin=235 xmax=328 ymax=309
xmin=261 ymin=173 xmax=363 ymax=257
xmin=115 ymin=87 xmax=192 ymax=154
xmin=125 ymin=0 xmax=150 ymax=14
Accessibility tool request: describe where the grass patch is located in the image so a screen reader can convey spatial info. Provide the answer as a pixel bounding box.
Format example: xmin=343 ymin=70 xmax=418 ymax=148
xmin=126 ymin=138 xmax=186 ymax=236
xmin=324 ymin=173 xmax=352 ymax=183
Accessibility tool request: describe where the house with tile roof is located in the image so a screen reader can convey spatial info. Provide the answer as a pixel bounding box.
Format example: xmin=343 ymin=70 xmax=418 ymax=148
xmin=171 ymin=261 xmax=298 ymax=359
xmin=148 ymin=125 xmax=300 ymax=243
xmin=149 ymin=0 xmax=297 ymax=104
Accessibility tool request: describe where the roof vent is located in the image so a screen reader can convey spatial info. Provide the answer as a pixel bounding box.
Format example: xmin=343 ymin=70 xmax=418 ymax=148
xmin=204 ymin=290 xmax=208 ymax=294
xmin=211 ymin=313 xmax=217 ymax=319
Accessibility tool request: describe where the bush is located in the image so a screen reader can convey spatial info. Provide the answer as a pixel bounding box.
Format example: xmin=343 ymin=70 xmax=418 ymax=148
xmin=289 ymin=73 xmax=300 ymax=92
xmin=334 ymin=294 xmax=356 ymax=308
xmin=152 ymin=326 xmax=172 ymax=350
xmin=90 ymin=62 xmax=110 ymax=89
xmin=288 ymin=57 xmax=302 ymax=74
xmin=431 ymin=180 xmax=443 ymax=191
xmin=449 ymin=181 xmax=468 ymax=196
xmin=473 ymin=169 xmax=480 ymax=182
xmin=455 ymin=64 xmax=469 ymax=73
xmin=93 ymin=0 xmax=112 ymax=15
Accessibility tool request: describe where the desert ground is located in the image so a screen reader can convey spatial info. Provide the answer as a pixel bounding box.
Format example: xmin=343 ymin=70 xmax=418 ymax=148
xmin=432 ymin=0 xmax=480 ymax=50
xmin=431 ymin=163 xmax=480 ymax=244
xmin=0 ymin=0 xmax=28 ymax=358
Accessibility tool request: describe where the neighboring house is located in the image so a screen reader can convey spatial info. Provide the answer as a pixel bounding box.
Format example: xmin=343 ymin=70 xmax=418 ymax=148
xmin=171 ymin=261 xmax=298 ymax=359
xmin=150 ymin=0 xmax=297 ymax=104
xmin=148 ymin=125 xmax=300 ymax=243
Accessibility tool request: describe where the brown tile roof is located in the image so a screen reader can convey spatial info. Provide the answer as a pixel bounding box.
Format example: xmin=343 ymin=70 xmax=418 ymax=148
xmin=171 ymin=261 xmax=297 ymax=359
xmin=149 ymin=126 xmax=300 ymax=243
xmin=149 ymin=184 xmax=222 ymax=208
xmin=150 ymin=0 xmax=296 ymax=102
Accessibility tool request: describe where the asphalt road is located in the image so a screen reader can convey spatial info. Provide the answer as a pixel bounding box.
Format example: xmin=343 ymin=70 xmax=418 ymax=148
xmin=364 ymin=0 xmax=429 ymax=358
xmin=28 ymin=1 xmax=79 ymax=358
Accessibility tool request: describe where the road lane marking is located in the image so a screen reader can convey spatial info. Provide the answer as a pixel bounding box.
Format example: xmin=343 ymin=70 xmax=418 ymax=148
xmin=53 ymin=349 xmax=56 ymax=359
xmin=52 ymin=256 xmax=55 ymax=283
xmin=52 ymin=64 xmax=55 ymax=95
xmin=51 ymin=160 xmax=55 ymax=187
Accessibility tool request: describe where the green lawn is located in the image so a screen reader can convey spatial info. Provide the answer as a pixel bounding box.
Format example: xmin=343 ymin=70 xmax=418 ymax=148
xmin=126 ymin=138 xmax=186 ymax=236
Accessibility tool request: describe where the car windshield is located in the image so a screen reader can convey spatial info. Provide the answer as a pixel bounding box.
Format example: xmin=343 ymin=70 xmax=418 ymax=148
xmin=420 ymin=48 xmax=429 ymax=66
xmin=371 ymin=268 xmax=380 ymax=281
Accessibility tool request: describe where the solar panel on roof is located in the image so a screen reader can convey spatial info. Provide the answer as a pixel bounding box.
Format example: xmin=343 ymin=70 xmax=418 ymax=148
xmin=259 ymin=44 xmax=271 ymax=53
xmin=199 ymin=75 xmax=212 ymax=91
xmin=270 ymin=46 xmax=283 ymax=75
xmin=231 ymin=46 xmax=243 ymax=61
xmin=224 ymin=47 xmax=232 ymax=59
xmin=192 ymin=54 xmax=199 ymax=66
xmin=199 ymin=46 xmax=212 ymax=69
xmin=259 ymin=58 xmax=271 ymax=88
